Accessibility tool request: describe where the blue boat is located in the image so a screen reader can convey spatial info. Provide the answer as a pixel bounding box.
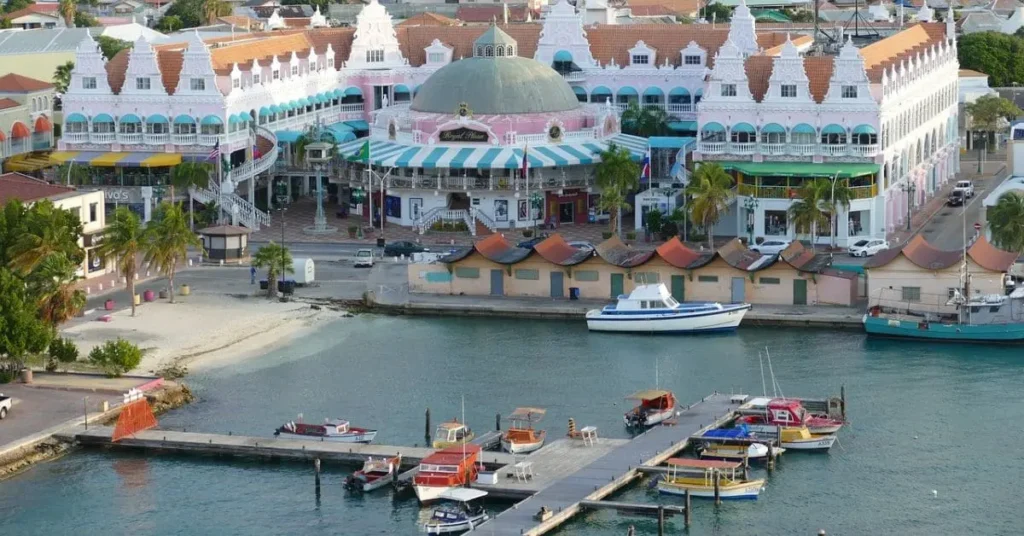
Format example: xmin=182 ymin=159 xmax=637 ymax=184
xmin=586 ymin=284 xmax=751 ymax=334
xmin=863 ymin=287 xmax=1024 ymax=342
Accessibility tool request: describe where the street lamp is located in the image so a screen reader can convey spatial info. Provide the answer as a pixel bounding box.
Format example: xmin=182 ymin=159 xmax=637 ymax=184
xmin=743 ymin=196 xmax=758 ymax=244
xmin=900 ymin=180 xmax=916 ymax=232
xmin=277 ymin=206 xmax=287 ymax=283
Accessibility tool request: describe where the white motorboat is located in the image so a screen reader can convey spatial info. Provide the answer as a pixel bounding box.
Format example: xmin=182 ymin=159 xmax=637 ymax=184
xmin=422 ymin=489 xmax=489 ymax=534
xmin=586 ymin=284 xmax=750 ymax=333
xmin=699 ymin=442 xmax=785 ymax=462
xmin=274 ymin=418 xmax=377 ymax=443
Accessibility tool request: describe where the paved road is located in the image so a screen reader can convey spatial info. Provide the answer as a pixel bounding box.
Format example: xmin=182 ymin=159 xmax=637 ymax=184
xmin=0 ymin=384 xmax=121 ymax=450
xmin=920 ymin=164 xmax=1008 ymax=251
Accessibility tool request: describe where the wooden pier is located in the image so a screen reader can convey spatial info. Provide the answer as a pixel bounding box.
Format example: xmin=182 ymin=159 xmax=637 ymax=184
xmin=476 ymin=393 xmax=739 ymax=536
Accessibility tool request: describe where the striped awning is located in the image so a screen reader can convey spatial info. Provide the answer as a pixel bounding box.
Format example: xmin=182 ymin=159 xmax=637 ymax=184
xmin=335 ymin=134 xmax=648 ymax=169
xmin=49 ymin=151 xmax=182 ymax=167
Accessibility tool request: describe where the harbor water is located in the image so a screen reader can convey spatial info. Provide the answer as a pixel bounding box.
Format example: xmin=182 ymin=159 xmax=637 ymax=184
xmin=2 ymin=315 xmax=1022 ymax=535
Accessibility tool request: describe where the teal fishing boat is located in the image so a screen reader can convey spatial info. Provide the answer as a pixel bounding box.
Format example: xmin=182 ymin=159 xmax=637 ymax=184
xmin=863 ymin=288 xmax=1024 ymax=342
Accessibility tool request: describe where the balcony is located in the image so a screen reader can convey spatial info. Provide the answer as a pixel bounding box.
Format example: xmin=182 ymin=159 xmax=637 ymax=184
xmin=700 ymin=141 xmax=725 ymax=154
xmin=763 ymin=143 xmax=786 ymax=155
xmin=173 ymin=133 xmax=197 ymax=145
xmin=849 ymin=144 xmax=880 ymax=157
xmin=561 ymin=71 xmax=585 ymax=82
xmin=63 ymin=132 xmax=89 ymax=144
xmin=338 ymin=103 xmax=364 ymax=113
xmin=145 ymin=132 xmax=169 ymax=145
xmin=198 ymin=134 xmax=221 ymax=146
xmin=821 ymin=144 xmax=846 ymax=156
xmin=790 ymin=144 xmax=816 ymax=156
xmin=666 ymin=103 xmax=692 ymax=113
xmin=731 ymin=142 xmax=756 ymax=155
xmin=739 ymin=183 xmax=877 ymax=200
xmin=117 ymin=132 xmax=142 ymax=144
xmin=90 ymin=132 xmax=115 ymax=143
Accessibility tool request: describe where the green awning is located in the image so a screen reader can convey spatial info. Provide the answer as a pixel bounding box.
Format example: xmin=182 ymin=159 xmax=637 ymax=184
xmin=793 ymin=124 xmax=815 ymax=134
xmin=732 ymin=123 xmax=755 ymax=133
xmin=821 ymin=124 xmax=846 ymax=135
xmin=719 ymin=161 xmax=880 ymax=178
xmin=649 ymin=136 xmax=694 ymax=149
xmin=668 ymin=121 xmax=697 ymax=131
xmin=853 ymin=125 xmax=877 ymax=135
xmin=554 ymin=50 xmax=573 ymax=62
xmin=761 ymin=123 xmax=785 ymax=134
xmin=345 ymin=120 xmax=369 ymax=131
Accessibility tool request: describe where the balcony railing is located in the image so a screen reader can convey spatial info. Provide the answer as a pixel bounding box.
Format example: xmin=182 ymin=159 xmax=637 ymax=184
xmin=790 ymin=144 xmax=816 ymax=156
xmin=849 ymin=144 xmax=880 ymax=157
xmin=199 ymin=134 xmax=222 ymax=146
xmin=763 ymin=143 xmax=786 ymax=155
xmin=739 ymin=183 xmax=877 ymax=200
xmin=117 ymin=132 xmax=142 ymax=144
xmin=666 ymin=103 xmax=693 ymax=113
xmin=731 ymin=142 xmax=755 ymax=155
xmin=338 ymin=103 xmax=364 ymax=112
xmin=91 ymin=132 xmax=115 ymax=143
xmin=698 ymin=142 xmax=878 ymax=158
xmin=145 ymin=132 xmax=169 ymax=145
xmin=561 ymin=71 xmax=585 ymax=82
xmin=700 ymin=141 xmax=726 ymax=154
xmin=172 ymin=133 xmax=197 ymax=145
xmin=821 ymin=144 xmax=846 ymax=156
xmin=63 ymin=132 xmax=89 ymax=143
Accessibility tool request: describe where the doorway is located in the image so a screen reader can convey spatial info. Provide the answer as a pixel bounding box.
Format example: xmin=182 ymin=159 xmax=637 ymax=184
xmin=447 ymin=193 xmax=469 ymax=210
xmin=730 ymin=277 xmax=745 ymax=303
xmin=490 ymin=269 xmax=503 ymax=296
xmin=793 ymin=279 xmax=807 ymax=305
xmin=550 ymin=271 xmax=564 ymax=298
xmin=559 ymin=202 xmax=574 ymax=224
xmin=610 ymin=273 xmax=624 ymax=298
xmin=671 ymin=275 xmax=685 ymax=302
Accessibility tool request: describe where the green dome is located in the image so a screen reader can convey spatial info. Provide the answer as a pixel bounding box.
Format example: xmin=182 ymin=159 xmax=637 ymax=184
xmin=410 ymin=56 xmax=581 ymax=116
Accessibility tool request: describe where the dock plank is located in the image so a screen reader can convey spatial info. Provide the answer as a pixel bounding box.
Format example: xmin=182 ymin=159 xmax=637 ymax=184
xmin=476 ymin=393 xmax=737 ymax=536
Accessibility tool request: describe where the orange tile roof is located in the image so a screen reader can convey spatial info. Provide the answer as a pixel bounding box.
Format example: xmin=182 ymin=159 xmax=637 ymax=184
xmin=218 ymin=15 xmax=263 ymax=30
xmin=0 ymin=73 xmax=54 ymax=93
xmin=0 ymin=98 xmax=21 ymax=110
xmin=456 ymin=5 xmax=534 ymax=23
xmin=742 ymin=53 xmax=832 ymax=104
xmin=595 ymin=236 xmax=655 ymax=267
xmin=5 ymin=4 xmax=59 ymax=19
xmin=473 ymin=232 xmax=532 ymax=264
xmin=867 ymin=234 xmax=1017 ymax=273
xmin=397 ymin=12 xmax=459 ymax=27
xmin=0 ymin=173 xmax=75 ymax=205
xmin=967 ymin=236 xmax=1018 ymax=273
xmin=861 ymin=23 xmax=948 ymax=82
xmin=626 ymin=0 xmax=700 ymax=17
xmin=533 ymin=233 xmax=592 ymax=265
xmin=716 ymin=238 xmax=771 ymax=270
xmin=628 ymin=5 xmax=676 ymax=16
xmin=396 ymin=24 xmax=541 ymax=65
xmin=655 ymin=236 xmax=713 ymax=268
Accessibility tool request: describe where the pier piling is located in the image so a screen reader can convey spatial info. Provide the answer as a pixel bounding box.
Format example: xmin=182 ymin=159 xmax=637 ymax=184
xmin=657 ymin=506 xmax=665 ymax=536
xmin=840 ymin=385 xmax=847 ymax=422
xmin=713 ymin=471 xmax=721 ymax=505
xmin=314 ymin=458 xmax=321 ymax=502
xmin=684 ymin=490 xmax=691 ymax=526
xmin=496 ymin=413 xmax=501 ymax=431
xmin=424 ymin=408 xmax=431 ymax=446
xmin=767 ymin=442 xmax=775 ymax=472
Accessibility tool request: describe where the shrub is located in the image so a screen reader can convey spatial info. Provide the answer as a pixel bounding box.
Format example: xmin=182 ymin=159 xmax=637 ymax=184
xmin=522 ymin=229 xmax=534 ymax=238
xmin=88 ymin=338 xmax=142 ymax=377
xmin=602 ymin=231 xmax=614 ymax=239
xmin=49 ymin=338 xmax=80 ymax=372
xmin=429 ymin=220 xmax=468 ymax=232
xmin=625 ymin=231 xmax=637 ymax=241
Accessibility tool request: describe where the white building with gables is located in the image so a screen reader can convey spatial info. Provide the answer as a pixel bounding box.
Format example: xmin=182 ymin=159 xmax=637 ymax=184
xmin=56 ymin=0 xmax=960 ymax=246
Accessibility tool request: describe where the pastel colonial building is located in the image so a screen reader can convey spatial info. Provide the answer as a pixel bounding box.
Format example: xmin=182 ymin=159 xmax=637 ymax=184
xmin=695 ymin=6 xmax=961 ymax=246
xmin=56 ymin=0 xmax=962 ymax=244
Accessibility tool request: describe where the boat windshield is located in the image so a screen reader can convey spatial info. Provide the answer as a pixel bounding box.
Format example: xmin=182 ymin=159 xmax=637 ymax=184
xmin=664 ymin=297 xmax=680 ymax=308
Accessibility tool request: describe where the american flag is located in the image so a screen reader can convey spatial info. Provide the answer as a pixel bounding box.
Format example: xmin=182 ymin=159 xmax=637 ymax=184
xmin=207 ymin=139 xmax=220 ymax=161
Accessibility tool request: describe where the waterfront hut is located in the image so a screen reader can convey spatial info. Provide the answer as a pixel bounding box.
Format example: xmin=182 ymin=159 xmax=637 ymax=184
xmin=588 ymin=236 xmax=657 ymax=299
xmin=863 ymin=235 xmax=1017 ymax=313
xmin=530 ymin=234 xmax=595 ymax=298
xmin=650 ymin=237 xmax=715 ymax=301
xmin=198 ymin=225 xmax=251 ymax=262
xmin=682 ymin=238 xmax=771 ymax=304
xmin=751 ymin=241 xmax=857 ymax=306
xmin=423 ymin=233 xmax=532 ymax=296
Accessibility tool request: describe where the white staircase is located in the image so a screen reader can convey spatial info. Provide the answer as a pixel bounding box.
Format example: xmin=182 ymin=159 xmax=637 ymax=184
xmin=190 ymin=127 xmax=278 ymax=231
xmin=416 ymin=207 xmax=477 ymax=235
xmin=471 ymin=207 xmax=498 ymax=233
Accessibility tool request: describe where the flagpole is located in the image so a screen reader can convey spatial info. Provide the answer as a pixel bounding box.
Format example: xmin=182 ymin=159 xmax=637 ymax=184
xmin=217 ymin=143 xmax=224 ymax=224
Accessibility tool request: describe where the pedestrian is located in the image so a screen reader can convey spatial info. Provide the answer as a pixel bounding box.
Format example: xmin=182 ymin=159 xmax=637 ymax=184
xmin=250 ymin=265 xmax=256 ymax=285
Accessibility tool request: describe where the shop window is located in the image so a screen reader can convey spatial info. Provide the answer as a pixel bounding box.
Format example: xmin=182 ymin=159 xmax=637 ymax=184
xmin=574 ymin=270 xmax=599 ymax=282
xmin=515 ymin=269 xmax=539 ymax=280
xmin=454 ymin=267 xmax=479 ymax=279
xmin=698 ymin=275 xmax=718 ymax=283
xmin=901 ymin=286 xmax=921 ymax=302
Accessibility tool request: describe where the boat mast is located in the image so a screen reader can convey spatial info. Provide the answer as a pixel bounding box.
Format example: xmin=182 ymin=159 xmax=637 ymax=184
xmin=758 ymin=351 xmax=767 ymax=397
xmin=765 ymin=347 xmax=779 ymax=398
xmin=960 ymin=200 xmax=971 ymax=325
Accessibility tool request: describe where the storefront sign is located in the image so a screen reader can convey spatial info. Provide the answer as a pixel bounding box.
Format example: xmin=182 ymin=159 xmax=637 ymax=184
xmin=439 ymin=128 xmax=489 ymax=143
xmin=103 ymin=187 xmax=145 ymax=204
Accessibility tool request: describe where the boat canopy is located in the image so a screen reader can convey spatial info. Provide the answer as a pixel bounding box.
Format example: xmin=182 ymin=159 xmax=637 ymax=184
xmin=507 ymin=407 xmax=547 ymax=422
xmin=701 ymin=424 xmax=751 ymax=438
xmin=438 ymin=421 xmax=467 ymax=430
xmin=439 ymin=488 xmax=488 ymax=502
xmin=626 ymin=389 xmax=671 ymax=401
xmin=666 ymin=458 xmax=741 ymax=469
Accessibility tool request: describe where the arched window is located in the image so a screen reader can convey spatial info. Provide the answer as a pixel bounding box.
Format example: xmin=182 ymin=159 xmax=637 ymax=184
xmin=485 ymin=46 xmax=493 ymax=57
xmin=476 ymin=46 xmax=483 ymax=56
xmin=496 ymin=46 xmax=504 ymax=57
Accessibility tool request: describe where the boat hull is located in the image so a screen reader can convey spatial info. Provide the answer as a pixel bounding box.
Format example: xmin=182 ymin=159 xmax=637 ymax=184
xmin=699 ymin=443 xmax=784 ymax=461
xmin=624 ymin=408 xmax=676 ymax=428
xmin=414 ymin=485 xmax=450 ymax=504
xmin=587 ymin=305 xmax=750 ymax=333
xmin=275 ymin=430 xmax=376 ymax=443
xmin=501 ymin=437 xmax=545 ymax=454
xmin=657 ymin=478 xmax=765 ymax=500
xmin=423 ymin=513 xmax=489 ymax=534
xmin=779 ymin=435 xmax=836 ymax=451
xmin=863 ymin=315 xmax=1024 ymax=342
xmin=744 ymin=422 xmax=842 ymax=435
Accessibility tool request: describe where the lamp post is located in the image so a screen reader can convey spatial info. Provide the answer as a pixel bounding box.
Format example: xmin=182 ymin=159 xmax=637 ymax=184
xmin=743 ymin=196 xmax=759 ymax=244
xmin=828 ymin=173 xmax=839 ymax=249
xmin=901 ymin=180 xmax=916 ymax=232
xmin=277 ymin=206 xmax=287 ymax=286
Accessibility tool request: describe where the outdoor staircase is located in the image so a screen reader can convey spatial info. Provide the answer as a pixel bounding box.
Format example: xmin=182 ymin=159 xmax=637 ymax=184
xmin=189 ymin=127 xmax=278 ymax=231
xmin=416 ymin=207 xmax=478 ymax=236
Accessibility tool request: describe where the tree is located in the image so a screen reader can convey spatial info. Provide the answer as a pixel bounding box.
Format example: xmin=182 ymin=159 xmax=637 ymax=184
xmin=145 ymin=203 xmax=202 ymax=303
xmin=0 ymin=17 xmax=11 ymax=29
xmin=60 ymin=0 xmax=77 ymax=27
xmin=703 ymin=2 xmax=733 ymax=22
xmin=685 ymin=163 xmax=734 ymax=252
xmin=8 ymin=199 xmax=83 ymax=275
xmin=201 ymin=0 xmax=230 ymax=25
xmin=987 ymin=192 xmax=1024 ymax=253
xmin=169 ymin=161 xmax=212 ymax=230
xmin=621 ymin=102 xmax=669 ymax=138
xmin=965 ymin=94 xmax=1022 ymax=170
xmin=252 ymin=241 xmax=293 ymax=298
xmin=781 ymin=8 xmax=815 ymax=22
xmin=88 ymin=338 xmax=142 ymax=377
xmin=957 ymin=32 xmax=1024 ymax=87
xmin=55 ymin=162 xmax=90 ymax=186
xmin=595 ymin=144 xmax=640 ymax=237
xmin=96 ymin=36 xmax=132 ymax=61
xmin=31 ymin=253 xmax=86 ymax=327
xmin=155 ymin=14 xmax=182 ymax=32
xmin=788 ymin=179 xmax=830 ymax=251
xmin=0 ymin=268 xmax=53 ymax=368
xmin=162 ymin=0 xmax=205 ymax=28
xmin=53 ymin=61 xmax=74 ymax=94
xmin=95 ymin=207 xmax=146 ymax=316
xmin=1 ymin=0 xmax=33 ymax=14
xmin=822 ymin=178 xmax=854 ymax=249
xmin=48 ymin=337 xmax=79 ymax=372
xmin=73 ymin=10 xmax=98 ymax=27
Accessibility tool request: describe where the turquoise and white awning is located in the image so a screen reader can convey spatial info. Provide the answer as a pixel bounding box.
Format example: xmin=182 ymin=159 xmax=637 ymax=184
xmin=335 ymin=133 xmax=648 ymax=169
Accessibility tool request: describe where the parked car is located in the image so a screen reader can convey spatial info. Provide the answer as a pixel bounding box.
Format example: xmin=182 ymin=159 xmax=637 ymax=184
xmin=749 ymin=240 xmax=791 ymax=255
xmin=953 ymin=180 xmax=974 ymax=198
xmin=353 ymin=248 xmax=375 ymax=268
xmin=848 ymin=239 xmax=889 ymax=257
xmin=947 ymin=190 xmax=965 ymax=207
xmin=517 ymin=234 xmax=549 ymax=249
xmin=0 ymin=393 xmax=11 ymax=420
xmin=383 ymin=241 xmax=429 ymax=257
xmin=567 ymin=240 xmax=595 ymax=254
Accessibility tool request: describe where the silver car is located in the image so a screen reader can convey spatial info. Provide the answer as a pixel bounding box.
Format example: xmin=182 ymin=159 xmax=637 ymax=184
xmin=353 ymin=248 xmax=375 ymax=268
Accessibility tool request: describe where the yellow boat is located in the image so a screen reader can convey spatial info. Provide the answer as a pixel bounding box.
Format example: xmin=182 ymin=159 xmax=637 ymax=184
xmin=777 ymin=426 xmax=836 ymax=451
xmin=656 ymin=458 xmax=765 ymax=500
xmin=431 ymin=419 xmax=475 ymax=449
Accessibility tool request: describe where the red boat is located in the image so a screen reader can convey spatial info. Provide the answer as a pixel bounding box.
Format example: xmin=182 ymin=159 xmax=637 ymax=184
xmin=413 ymin=444 xmax=480 ymax=504
xmin=344 ymin=455 xmax=401 ymax=492
xmin=737 ymin=398 xmax=843 ymax=434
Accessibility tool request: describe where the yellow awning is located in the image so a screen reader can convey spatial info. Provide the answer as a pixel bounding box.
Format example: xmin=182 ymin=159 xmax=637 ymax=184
xmin=140 ymin=153 xmax=182 ymax=167
xmin=91 ymin=152 xmax=129 ymax=167
xmin=49 ymin=151 xmax=80 ymax=164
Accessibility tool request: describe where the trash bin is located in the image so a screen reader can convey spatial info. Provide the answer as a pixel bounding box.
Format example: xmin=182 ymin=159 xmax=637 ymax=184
xmin=569 ymin=287 xmax=580 ymax=300
xmin=376 ymin=238 xmax=386 ymax=249
xmin=104 ymin=299 xmax=115 ymax=310
xmin=180 ymin=284 xmax=191 ymax=296
xmin=259 ymin=280 xmax=268 ymax=290
xmin=20 ymin=368 xmax=32 ymax=384
xmin=143 ymin=290 xmax=155 ymax=302
xmin=278 ymin=280 xmax=296 ymax=295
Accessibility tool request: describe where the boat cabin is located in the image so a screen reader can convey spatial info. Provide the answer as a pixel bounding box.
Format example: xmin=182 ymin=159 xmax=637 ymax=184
xmin=505 ymin=407 xmax=546 ymax=439
xmin=285 ymin=419 xmax=350 ymax=436
xmin=665 ymin=458 xmax=745 ymax=483
xmin=431 ymin=488 xmax=487 ymax=518
xmin=765 ymin=399 xmax=807 ymax=426
xmin=609 ymin=284 xmax=681 ymax=311
xmin=434 ymin=421 xmax=471 ymax=444
xmin=627 ymin=389 xmax=676 ymax=413
xmin=415 ymin=445 xmax=481 ymax=487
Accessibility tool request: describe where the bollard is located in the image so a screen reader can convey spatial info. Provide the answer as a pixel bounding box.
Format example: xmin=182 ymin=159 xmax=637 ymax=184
xmin=425 ymin=408 xmax=432 ymax=446
xmin=714 ymin=470 xmax=721 ymax=505
xmin=657 ymin=506 xmax=664 ymax=536
xmin=86 ymin=287 xmax=91 ymax=295
xmin=99 ymin=283 xmax=104 ymax=291
xmin=684 ymin=489 xmax=691 ymax=526
xmin=496 ymin=413 xmax=501 ymax=432
xmin=840 ymin=385 xmax=847 ymax=422
xmin=188 ymin=258 xmax=193 ymax=267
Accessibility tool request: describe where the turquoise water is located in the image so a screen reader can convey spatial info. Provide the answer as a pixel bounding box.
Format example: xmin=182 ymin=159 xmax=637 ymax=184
xmin=1 ymin=315 xmax=1022 ymax=535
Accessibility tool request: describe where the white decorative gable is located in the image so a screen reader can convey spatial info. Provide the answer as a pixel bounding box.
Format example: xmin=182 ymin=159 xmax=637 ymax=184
xmin=824 ymin=37 xmax=872 ymax=104
xmin=175 ymin=30 xmax=218 ymax=96
xmin=267 ymin=8 xmax=285 ymax=30
xmin=71 ymin=33 xmax=112 ymax=95
xmin=122 ymin=36 xmax=164 ymax=96
xmin=325 ymin=43 xmax=336 ymax=70
xmin=627 ymin=41 xmax=656 ymax=67
xmin=705 ymin=40 xmax=752 ymax=102
xmin=916 ymin=2 xmax=934 ymax=22
xmin=424 ymin=39 xmax=453 ymax=66
xmin=534 ymin=0 xmax=598 ymax=68
xmin=763 ymin=35 xmax=810 ymax=103
xmin=727 ymin=0 xmax=759 ymax=57
xmin=679 ymin=41 xmax=707 ymax=69
xmin=309 ymin=5 xmax=328 ymax=28
xmin=346 ymin=0 xmax=407 ymax=69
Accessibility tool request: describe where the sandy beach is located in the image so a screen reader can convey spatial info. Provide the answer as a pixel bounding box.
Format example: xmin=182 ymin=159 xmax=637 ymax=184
xmin=61 ymin=294 xmax=343 ymax=374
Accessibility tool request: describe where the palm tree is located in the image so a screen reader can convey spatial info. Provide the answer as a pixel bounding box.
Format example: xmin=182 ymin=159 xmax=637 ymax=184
xmin=201 ymin=0 xmax=229 ymax=25
xmin=621 ymin=102 xmax=669 ymax=138
xmin=252 ymin=241 xmax=293 ymax=298
xmin=685 ymin=163 xmax=734 ymax=252
xmin=987 ymin=192 xmax=1024 ymax=253
xmin=170 ymin=161 xmax=213 ymax=230
xmin=822 ymin=177 xmax=854 ymax=249
xmin=9 ymin=200 xmax=83 ymax=275
xmin=788 ymin=180 xmax=830 ymax=251
xmin=53 ymin=61 xmax=75 ymax=94
xmin=59 ymin=0 xmax=75 ymax=27
xmin=595 ymin=144 xmax=640 ymax=237
xmin=95 ymin=207 xmax=146 ymax=316
xmin=145 ymin=203 xmax=203 ymax=303
xmin=31 ymin=254 xmax=86 ymax=326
